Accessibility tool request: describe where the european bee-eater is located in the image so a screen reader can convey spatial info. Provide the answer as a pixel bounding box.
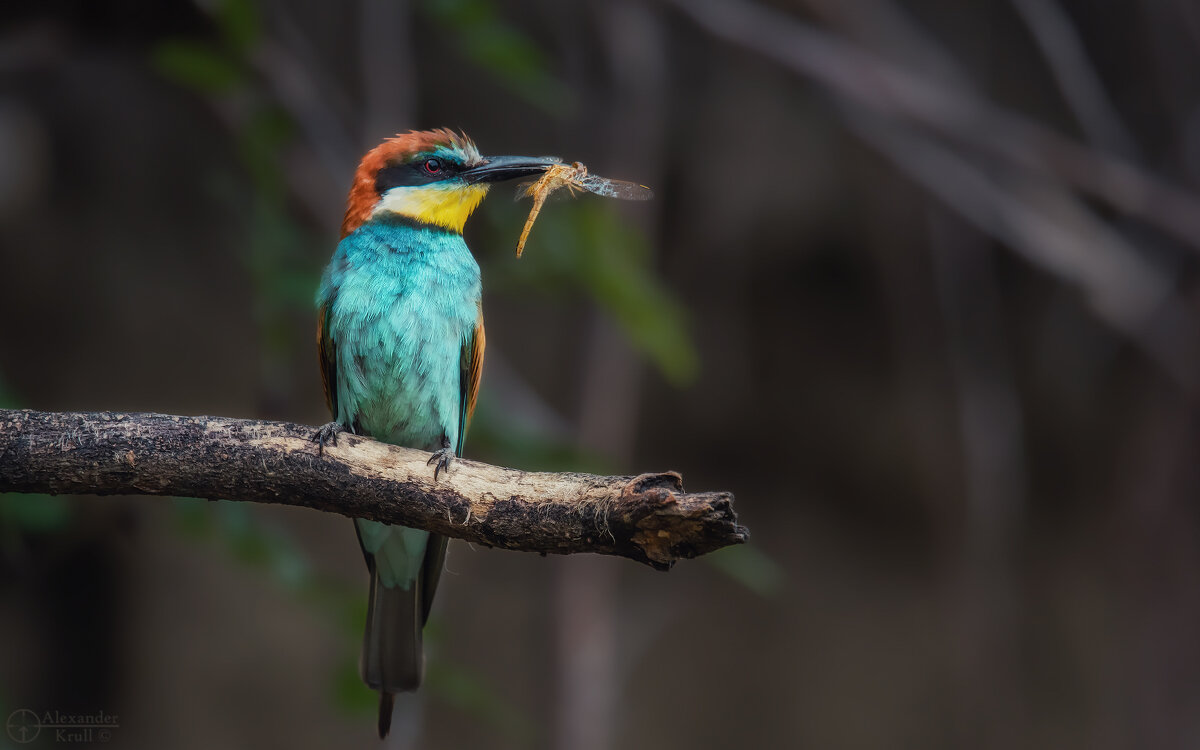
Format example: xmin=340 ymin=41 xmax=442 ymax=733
xmin=314 ymin=129 xmax=557 ymax=737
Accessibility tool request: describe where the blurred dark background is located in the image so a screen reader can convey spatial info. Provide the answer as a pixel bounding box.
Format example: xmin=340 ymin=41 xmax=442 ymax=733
xmin=3 ymin=0 xmax=1200 ymax=748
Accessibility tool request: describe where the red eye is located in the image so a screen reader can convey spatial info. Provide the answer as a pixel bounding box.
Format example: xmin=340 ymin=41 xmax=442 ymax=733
xmin=423 ymin=158 xmax=442 ymax=175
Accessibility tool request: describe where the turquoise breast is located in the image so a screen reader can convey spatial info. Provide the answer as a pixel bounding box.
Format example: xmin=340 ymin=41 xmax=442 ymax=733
xmin=318 ymin=216 xmax=481 ymax=452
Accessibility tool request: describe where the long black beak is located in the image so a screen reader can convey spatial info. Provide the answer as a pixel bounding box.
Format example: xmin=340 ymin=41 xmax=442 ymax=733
xmin=462 ymin=155 xmax=561 ymax=184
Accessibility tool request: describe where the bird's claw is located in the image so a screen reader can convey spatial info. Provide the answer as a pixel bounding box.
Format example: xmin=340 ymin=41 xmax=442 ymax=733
xmin=427 ymin=436 xmax=455 ymax=481
xmin=312 ymin=422 xmax=345 ymax=456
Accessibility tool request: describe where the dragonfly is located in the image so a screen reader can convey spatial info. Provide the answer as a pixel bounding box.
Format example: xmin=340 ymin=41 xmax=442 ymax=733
xmin=514 ymin=161 xmax=654 ymax=258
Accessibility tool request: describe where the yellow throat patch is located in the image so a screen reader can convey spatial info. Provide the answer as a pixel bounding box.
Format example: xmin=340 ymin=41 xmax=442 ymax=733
xmin=372 ymin=183 xmax=491 ymax=233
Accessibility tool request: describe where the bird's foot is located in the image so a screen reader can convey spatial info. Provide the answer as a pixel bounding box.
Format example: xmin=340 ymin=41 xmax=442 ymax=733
xmin=312 ymin=422 xmax=345 ymax=456
xmin=427 ymin=436 xmax=456 ymax=481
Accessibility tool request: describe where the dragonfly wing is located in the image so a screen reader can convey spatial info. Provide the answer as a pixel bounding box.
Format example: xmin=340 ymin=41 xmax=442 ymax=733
xmin=577 ymin=175 xmax=654 ymax=200
xmin=514 ymin=178 xmax=578 ymax=204
xmin=513 ymin=179 xmax=540 ymax=201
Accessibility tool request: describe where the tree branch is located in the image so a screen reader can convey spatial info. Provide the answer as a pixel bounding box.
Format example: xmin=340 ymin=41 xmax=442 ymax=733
xmin=0 ymin=410 xmax=746 ymax=570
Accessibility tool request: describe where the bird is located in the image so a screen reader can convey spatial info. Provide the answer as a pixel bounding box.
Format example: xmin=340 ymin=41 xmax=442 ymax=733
xmin=313 ymin=129 xmax=557 ymax=738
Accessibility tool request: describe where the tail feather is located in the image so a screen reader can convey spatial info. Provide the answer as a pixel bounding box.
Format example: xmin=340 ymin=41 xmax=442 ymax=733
xmin=359 ymin=529 xmax=448 ymax=738
xmin=361 ymin=563 xmax=424 ymax=695
xmin=378 ymin=693 xmax=395 ymax=739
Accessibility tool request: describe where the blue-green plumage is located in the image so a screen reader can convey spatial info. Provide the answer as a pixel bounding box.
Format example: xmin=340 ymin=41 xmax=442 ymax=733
xmin=320 ymin=216 xmax=479 ymax=461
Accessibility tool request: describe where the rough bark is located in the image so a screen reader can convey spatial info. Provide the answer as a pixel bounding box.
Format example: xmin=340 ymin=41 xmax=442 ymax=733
xmin=0 ymin=409 xmax=747 ymax=569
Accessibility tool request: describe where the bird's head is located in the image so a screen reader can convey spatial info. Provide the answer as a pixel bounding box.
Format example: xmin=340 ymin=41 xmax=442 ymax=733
xmin=341 ymin=129 xmax=559 ymax=237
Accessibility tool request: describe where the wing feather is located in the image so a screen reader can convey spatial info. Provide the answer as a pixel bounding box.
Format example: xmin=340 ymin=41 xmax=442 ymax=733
xmin=458 ymin=307 xmax=485 ymax=455
xmin=317 ymin=300 xmax=338 ymax=419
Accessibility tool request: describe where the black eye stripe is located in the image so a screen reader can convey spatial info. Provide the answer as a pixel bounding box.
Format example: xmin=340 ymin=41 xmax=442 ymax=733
xmin=374 ymin=158 xmax=462 ymax=193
